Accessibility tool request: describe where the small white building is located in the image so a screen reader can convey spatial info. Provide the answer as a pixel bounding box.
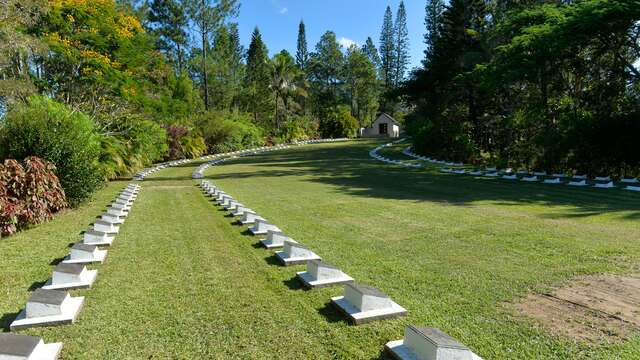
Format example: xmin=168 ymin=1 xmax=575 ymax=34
xmin=359 ymin=113 xmax=401 ymax=138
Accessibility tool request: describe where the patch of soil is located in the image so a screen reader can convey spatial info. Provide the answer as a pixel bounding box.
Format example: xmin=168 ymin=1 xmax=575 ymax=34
xmin=513 ymin=275 xmax=640 ymax=344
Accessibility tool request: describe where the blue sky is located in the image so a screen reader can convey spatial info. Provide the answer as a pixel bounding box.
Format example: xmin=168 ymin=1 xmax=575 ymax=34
xmin=235 ymin=0 xmax=426 ymax=70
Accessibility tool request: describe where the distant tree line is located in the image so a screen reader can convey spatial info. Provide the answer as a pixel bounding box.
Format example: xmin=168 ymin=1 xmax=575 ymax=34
xmin=403 ymin=0 xmax=640 ymax=176
xmin=0 ymin=0 xmax=413 ymax=204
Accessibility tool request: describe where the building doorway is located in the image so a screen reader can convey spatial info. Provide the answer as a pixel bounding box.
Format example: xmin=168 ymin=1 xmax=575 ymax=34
xmin=379 ymin=123 xmax=388 ymax=135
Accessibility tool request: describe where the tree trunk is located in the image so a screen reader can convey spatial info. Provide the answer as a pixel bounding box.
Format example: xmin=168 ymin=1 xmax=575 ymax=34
xmin=177 ymin=43 xmax=183 ymax=75
xmin=201 ymin=0 xmax=209 ymax=111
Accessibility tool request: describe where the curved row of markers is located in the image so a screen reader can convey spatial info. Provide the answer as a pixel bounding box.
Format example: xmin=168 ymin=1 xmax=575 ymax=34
xmin=200 ymin=175 xmax=483 ymax=359
xmin=193 ymin=144 xmax=292 ymax=179
xmin=369 ymin=139 xmax=423 ymax=168
xmin=134 ymin=159 xmax=191 ymax=180
xmin=402 ymin=147 xmax=640 ymax=191
xmin=135 ymin=138 xmax=351 ymax=181
xmin=370 ymin=141 xmax=640 ymax=192
xmin=0 ymin=184 xmax=141 ymax=359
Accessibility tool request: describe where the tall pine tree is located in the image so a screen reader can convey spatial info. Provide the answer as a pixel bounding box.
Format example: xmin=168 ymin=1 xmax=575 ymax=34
xmin=228 ymin=23 xmax=244 ymax=109
xmin=296 ymin=20 xmax=309 ymax=71
xmin=393 ymin=1 xmax=410 ymax=86
xmin=185 ymin=0 xmax=239 ymax=110
xmin=379 ymin=6 xmax=395 ymax=90
xmin=147 ymin=0 xmax=188 ymax=74
xmin=362 ymin=37 xmax=381 ymax=70
xmin=424 ymin=0 xmax=444 ymax=63
xmin=244 ymin=27 xmax=272 ymax=124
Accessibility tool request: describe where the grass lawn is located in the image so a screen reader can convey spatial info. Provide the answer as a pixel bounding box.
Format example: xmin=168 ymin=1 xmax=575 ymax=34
xmin=1 ymin=139 xmax=639 ymax=359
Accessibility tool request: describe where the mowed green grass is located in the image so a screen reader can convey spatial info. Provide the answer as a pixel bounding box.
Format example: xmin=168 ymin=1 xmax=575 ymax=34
xmin=1 ymin=139 xmax=639 ymax=359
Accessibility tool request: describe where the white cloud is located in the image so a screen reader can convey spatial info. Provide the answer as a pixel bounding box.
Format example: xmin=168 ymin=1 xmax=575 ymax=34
xmin=279 ymin=7 xmax=288 ymax=14
xmin=634 ymin=58 xmax=640 ymax=70
xmin=338 ymin=37 xmax=358 ymax=49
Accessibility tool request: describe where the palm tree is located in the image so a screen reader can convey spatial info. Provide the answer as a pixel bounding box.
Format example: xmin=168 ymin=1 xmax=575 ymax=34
xmin=270 ymin=50 xmax=306 ymax=131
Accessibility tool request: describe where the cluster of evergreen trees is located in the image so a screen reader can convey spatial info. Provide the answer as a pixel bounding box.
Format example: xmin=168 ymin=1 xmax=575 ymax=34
xmin=143 ymin=0 xmax=413 ymax=138
xmin=0 ymin=0 xmax=415 ymax=167
xmin=404 ymin=0 xmax=640 ymax=175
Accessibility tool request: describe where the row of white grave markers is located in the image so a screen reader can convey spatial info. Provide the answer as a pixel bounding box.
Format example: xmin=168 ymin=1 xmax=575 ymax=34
xmin=133 ymin=159 xmax=190 ymax=180
xmin=193 ymin=144 xmax=292 ymax=178
xmin=370 ymin=140 xmax=423 ymax=169
xmin=1 ymin=184 xmax=141 ymax=360
xmin=135 ymin=138 xmax=351 ymax=181
xmin=193 ymin=139 xmax=352 ymax=179
xmin=199 ymin=180 xmax=482 ymax=360
xmin=194 ymin=139 xmax=351 ymax=178
xmin=402 ymin=146 xmax=640 ymax=192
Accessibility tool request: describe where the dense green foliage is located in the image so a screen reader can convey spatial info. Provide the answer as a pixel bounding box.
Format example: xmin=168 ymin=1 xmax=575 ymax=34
xmin=405 ymin=0 xmax=640 ymax=175
xmin=0 ymin=97 xmax=103 ymax=204
xmin=0 ymin=157 xmax=67 ymax=236
xmin=320 ymin=105 xmax=359 ymax=138
xmin=98 ymin=115 xmax=168 ymax=178
xmin=195 ymin=111 xmax=264 ymax=153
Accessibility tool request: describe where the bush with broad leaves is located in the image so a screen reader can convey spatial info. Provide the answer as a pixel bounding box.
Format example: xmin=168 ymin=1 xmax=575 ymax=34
xmin=0 ymin=157 xmax=67 ymax=237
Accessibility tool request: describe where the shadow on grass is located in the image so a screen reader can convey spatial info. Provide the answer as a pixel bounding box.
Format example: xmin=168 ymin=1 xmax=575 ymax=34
xmin=317 ymin=302 xmax=347 ymax=324
xmin=28 ymin=281 xmax=46 ymax=291
xmin=49 ymin=256 xmax=65 ymax=265
xmin=138 ymin=175 xmax=195 ymax=182
xmin=283 ymin=276 xmax=308 ymax=292
xmin=0 ymin=312 xmax=19 ymax=332
xmin=197 ymin=140 xmax=640 ymax=220
xmin=264 ymin=254 xmax=282 ymax=267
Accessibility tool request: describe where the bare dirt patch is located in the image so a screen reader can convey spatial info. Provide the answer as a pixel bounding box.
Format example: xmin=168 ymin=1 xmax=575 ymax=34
xmin=513 ymin=275 xmax=640 ymax=343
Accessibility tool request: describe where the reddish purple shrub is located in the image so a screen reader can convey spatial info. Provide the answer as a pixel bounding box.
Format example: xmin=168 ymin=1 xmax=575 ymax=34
xmin=162 ymin=124 xmax=189 ymax=160
xmin=0 ymin=157 xmax=67 ymax=237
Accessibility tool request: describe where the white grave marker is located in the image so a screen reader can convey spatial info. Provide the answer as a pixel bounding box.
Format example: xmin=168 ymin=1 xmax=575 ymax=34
xmin=384 ymin=325 xmax=483 ymax=360
xmin=10 ymin=289 xmax=84 ymax=330
xmin=240 ymin=211 xmax=264 ymax=225
xmin=93 ymin=219 xmax=119 ymax=234
xmin=620 ymin=178 xmax=639 ymax=184
xmin=249 ymin=219 xmax=281 ymax=236
xmin=275 ymin=241 xmax=321 ymax=266
xmin=331 ymin=283 xmax=407 ymax=325
xmin=106 ymin=206 xmax=128 ymax=217
xmin=0 ymin=333 xmax=62 ymax=360
xmin=232 ymin=206 xmax=254 ymax=217
xmin=220 ymin=196 xmax=235 ymax=207
xmin=110 ymin=202 xmax=131 ymax=211
xmin=296 ymin=260 xmax=354 ymax=288
xmin=543 ymin=178 xmax=562 ymax=184
xmin=42 ymin=263 xmax=97 ymax=290
xmin=63 ymin=243 xmax=107 ymax=264
xmin=568 ymin=179 xmax=588 ymax=187
xmin=260 ymin=230 xmax=296 ymax=249
xmin=82 ymin=230 xmax=114 ymax=246
xmin=101 ymin=212 xmax=125 ymax=225
xmin=594 ymin=181 xmax=615 ymax=189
